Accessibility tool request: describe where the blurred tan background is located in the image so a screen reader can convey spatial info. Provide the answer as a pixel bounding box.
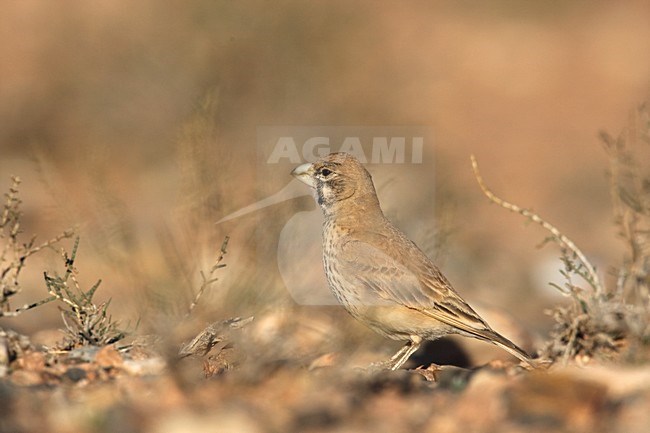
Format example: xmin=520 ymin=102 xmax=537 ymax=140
xmin=1 ymin=0 xmax=649 ymax=351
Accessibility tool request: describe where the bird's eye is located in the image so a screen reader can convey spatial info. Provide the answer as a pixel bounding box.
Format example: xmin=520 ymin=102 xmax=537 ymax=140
xmin=321 ymin=168 xmax=332 ymax=177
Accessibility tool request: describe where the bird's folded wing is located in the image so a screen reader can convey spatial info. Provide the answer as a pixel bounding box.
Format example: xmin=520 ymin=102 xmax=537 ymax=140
xmin=340 ymin=238 xmax=490 ymax=332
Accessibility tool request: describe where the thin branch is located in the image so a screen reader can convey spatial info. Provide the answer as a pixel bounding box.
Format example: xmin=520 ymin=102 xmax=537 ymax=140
xmin=179 ymin=316 xmax=253 ymax=358
xmin=21 ymin=229 xmax=75 ymax=260
xmin=185 ymin=236 xmax=229 ymax=317
xmin=0 ymin=295 xmax=57 ymax=317
xmin=470 ymin=155 xmax=604 ymax=298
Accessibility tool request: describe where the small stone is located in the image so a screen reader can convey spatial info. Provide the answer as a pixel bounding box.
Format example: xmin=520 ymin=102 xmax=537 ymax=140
xmin=64 ymin=367 xmax=87 ymax=383
xmin=122 ymin=357 xmax=166 ymax=376
xmin=95 ymin=346 xmax=123 ymax=369
xmin=20 ymin=351 xmax=46 ymax=371
xmin=10 ymin=369 xmax=43 ymax=386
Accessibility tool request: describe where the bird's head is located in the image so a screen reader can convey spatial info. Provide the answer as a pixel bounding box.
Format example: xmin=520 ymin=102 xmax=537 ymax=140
xmin=291 ymin=152 xmax=380 ymax=216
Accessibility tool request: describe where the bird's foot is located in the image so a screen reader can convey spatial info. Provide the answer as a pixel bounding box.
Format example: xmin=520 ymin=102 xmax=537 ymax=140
xmin=365 ymin=359 xmax=401 ymax=372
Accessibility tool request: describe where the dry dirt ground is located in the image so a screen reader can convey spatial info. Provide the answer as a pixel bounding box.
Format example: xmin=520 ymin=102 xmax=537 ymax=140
xmin=0 ymin=331 xmax=647 ymax=433
xmin=2 ymin=311 xmax=650 ymax=433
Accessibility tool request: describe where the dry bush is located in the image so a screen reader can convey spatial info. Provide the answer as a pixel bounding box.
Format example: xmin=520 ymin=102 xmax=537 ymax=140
xmin=598 ymin=105 xmax=650 ymax=360
xmin=0 ymin=176 xmax=73 ymax=318
xmin=472 ymin=105 xmax=650 ymax=364
xmin=0 ymin=176 xmax=124 ymax=353
xmin=44 ymin=237 xmax=126 ymax=350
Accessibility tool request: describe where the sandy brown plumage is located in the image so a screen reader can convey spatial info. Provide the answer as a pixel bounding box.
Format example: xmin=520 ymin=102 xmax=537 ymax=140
xmin=292 ymin=152 xmax=535 ymax=370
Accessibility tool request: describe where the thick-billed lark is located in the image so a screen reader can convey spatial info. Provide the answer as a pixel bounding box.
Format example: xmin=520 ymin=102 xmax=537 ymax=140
xmin=291 ymin=152 xmax=535 ymax=370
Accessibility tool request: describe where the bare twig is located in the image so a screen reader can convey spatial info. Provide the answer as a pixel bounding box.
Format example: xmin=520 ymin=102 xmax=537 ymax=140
xmin=1 ymin=176 xmax=74 ymax=315
xmin=26 ymin=230 xmax=76 ymax=260
xmin=179 ymin=316 xmax=253 ymax=358
xmin=185 ymin=236 xmax=229 ymax=317
xmin=470 ymin=155 xmax=604 ymax=299
xmin=0 ymin=295 xmax=57 ymax=318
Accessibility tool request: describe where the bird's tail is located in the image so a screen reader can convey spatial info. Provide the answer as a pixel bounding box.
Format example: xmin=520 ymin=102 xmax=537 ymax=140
xmin=485 ymin=330 xmax=539 ymax=369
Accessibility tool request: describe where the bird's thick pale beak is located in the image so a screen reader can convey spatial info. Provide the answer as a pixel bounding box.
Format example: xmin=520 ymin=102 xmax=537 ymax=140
xmin=291 ymin=162 xmax=316 ymax=188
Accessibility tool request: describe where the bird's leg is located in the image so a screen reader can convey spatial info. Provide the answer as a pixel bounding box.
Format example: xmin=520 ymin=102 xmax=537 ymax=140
xmin=367 ymin=339 xmax=420 ymax=371
xmin=388 ymin=337 xmax=422 ymax=371
xmin=389 ymin=342 xmax=412 ymax=362
xmin=367 ymin=345 xmax=408 ymax=371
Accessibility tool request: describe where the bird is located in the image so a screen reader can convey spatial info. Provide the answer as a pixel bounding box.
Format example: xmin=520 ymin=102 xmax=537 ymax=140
xmin=291 ymin=152 xmax=536 ymax=370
